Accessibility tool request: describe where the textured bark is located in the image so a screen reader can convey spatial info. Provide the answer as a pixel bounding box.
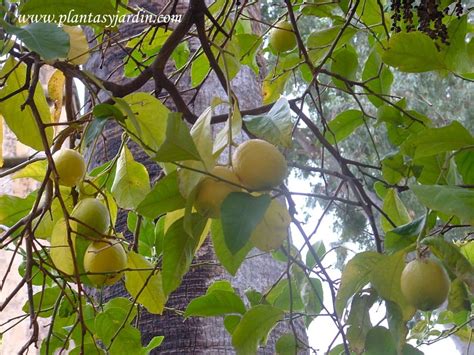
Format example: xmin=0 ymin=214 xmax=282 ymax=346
xmin=85 ymin=0 xmax=307 ymax=353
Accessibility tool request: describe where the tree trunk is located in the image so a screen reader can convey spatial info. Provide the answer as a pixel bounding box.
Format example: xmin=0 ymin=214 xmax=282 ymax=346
xmin=85 ymin=0 xmax=307 ymax=353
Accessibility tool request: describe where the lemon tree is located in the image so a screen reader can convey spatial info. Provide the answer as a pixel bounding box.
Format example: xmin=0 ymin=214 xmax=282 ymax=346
xmin=0 ymin=0 xmax=473 ymax=354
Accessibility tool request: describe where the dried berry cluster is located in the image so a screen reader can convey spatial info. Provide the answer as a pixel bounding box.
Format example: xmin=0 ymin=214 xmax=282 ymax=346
xmin=390 ymin=0 xmax=464 ymax=44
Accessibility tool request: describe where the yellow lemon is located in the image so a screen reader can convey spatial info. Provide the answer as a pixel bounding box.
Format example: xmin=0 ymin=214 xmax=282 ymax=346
xmin=400 ymin=258 xmax=451 ymax=311
xmin=250 ymin=199 xmax=291 ymax=252
xmin=52 ymin=149 xmax=86 ymax=187
xmin=70 ymin=198 xmax=110 ymax=240
xmin=194 ymin=166 xmax=241 ymax=218
xmin=83 ymin=241 xmax=127 ymax=287
xmin=269 ymin=21 xmax=297 ymax=54
xmin=232 ymin=139 xmax=287 ymax=190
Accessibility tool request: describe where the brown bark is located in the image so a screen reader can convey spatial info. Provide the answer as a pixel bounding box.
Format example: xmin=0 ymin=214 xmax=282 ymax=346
xmin=85 ymin=0 xmax=307 ymax=353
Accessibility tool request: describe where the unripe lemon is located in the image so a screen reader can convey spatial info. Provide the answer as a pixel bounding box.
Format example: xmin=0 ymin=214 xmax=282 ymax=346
xmin=83 ymin=241 xmax=127 ymax=286
xmin=70 ymin=198 xmax=110 ymax=240
xmin=194 ymin=166 xmax=241 ymax=218
xmin=250 ymin=199 xmax=291 ymax=252
xmin=232 ymin=139 xmax=287 ymax=190
xmin=50 ymin=219 xmax=76 ymax=276
xmin=400 ymin=258 xmax=450 ymax=311
xmin=52 ymin=149 xmax=86 ymax=187
xmin=269 ymin=21 xmax=297 ymax=54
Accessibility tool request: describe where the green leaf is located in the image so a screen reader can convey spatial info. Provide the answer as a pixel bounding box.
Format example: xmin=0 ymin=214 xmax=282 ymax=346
xmin=231 ymin=305 xmax=284 ymax=355
xmin=381 ymin=152 xmax=406 ymax=184
xmin=301 ymin=277 xmax=324 ymax=326
xmin=402 ymin=121 xmax=474 ymax=159
xmin=0 ymin=193 xmax=36 ymax=227
xmin=455 ymin=149 xmax=474 ymax=184
xmin=111 ymin=146 xmax=151 ymax=209
xmin=422 ymin=237 xmax=474 ymax=293
xmin=0 ymin=58 xmax=53 ymax=151
xmin=108 ymin=326 xmax=142 ymax=355
xmin=385 ymin=216 xmax=425 ymax=254
xmin=331 ymin=45 xmax=358 ymax=90
xmin=243 ymin=98 xmax=293 ymax=148
xmin=335 ymin=251 xmax=383 ymax=315
xmin=22 ymin=286 xmax=61 ymax=318
xmin=305 ymin=240 xmax=326 ymax=269
xmin=362 ymin=49 xmax=393 ymax=107
xmin=124 ymin=252 xmax=166 ymax=314
xmin=447 ymin=278 xmax=471 ymax=313
xmin=191 ymin=53 xmax=210 ymax=87
xmin=355 ymin=0 xmax=383 ymax=26
xmin=460 ymin=241 xmax=474 ymax=265
xmin=221 ymin=192 xmax=271 ymax=254
xmin=381 ymin=32 xmax=446 ymax=72
xmin=385 ymin=301 xmax=408 ymax=353
xmin=275 ymin=333 xmax=303 ymax=355
xmin=213 ymin=102 xmax=242 ymax=155
xmin=122 ymin=93 xmax=169 ymax=154
xmin=324 ymin=110 xmax=365 ymax=145
xmin=236 ymin=33 xmax=262 ymax=74
xmin=178 ymin=107 xmax=217 ymax=198
xmin=307 ymin=26 xmax=357 ymax=65
xmin=172 ymin=42 xmax=190 ymax=70
xmin=95 ymin=298 xmax=138 ymax=346
xmin=370 ymin=251 xmax=415 ymax=321
xmin=381 ymin=189 xmax=411 ymax=233
xmin=364 ymin=326 xmax=397 ymax=355
xmin=442 ymin=15 xmax=472 ymax=74
xmin=346 ymin=293 xmax=375 ymax=354
xmin=154 ymin=113 xmax=201 ymax=162
xmin=266 ymin=278 xmax=304 ymax=312
xmin=162 ymin=214 xmax=207 ymax=295
xmin=210 ymin=219 xmax=252 ymax=276
xmin=20 ymin=0 xmax=116 ymax=20
xmin=184 ymin=290 xmax=246 ymax=317
xmin=411 ymin=184 xmax=474 ymax=225
xmin=83 ymin=117 xmax=108 ymax=147
xmin=217 ymin=38 xmax=241 ymax=81
xmin=143 ymin=336 xmax=164 ymax=354
xmin=224 ymin=315 xmax=241 ymax=334
xmin=12 ymin=160 xmax=47 ymax=181
xmin=136 ymin=171 xmax=186 ymax=219
xmin=1 ymin=21 xmax=69 ymax=60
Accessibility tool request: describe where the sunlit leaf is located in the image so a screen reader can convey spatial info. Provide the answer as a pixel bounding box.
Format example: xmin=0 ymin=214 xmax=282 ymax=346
xmin=124 ymin=252 xmax=166 ymax=314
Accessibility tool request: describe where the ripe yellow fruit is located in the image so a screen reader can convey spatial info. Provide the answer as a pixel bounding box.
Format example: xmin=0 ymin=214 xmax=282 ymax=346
xmin=250 ymin=199 xmax=291 ymax=252
xmin=269 ymin=21 xmax=297 ymax=54
xmin=400 ymin=258 xmax=451 ymax=311
xmin=52 ymin=149 xmax=86 ymax=187
xmin=232 ymin=139 xmax=287 ymax=190
xmin=62 ymin=26 xmax=90 ymax=65
xmin=83 ymin=241 xmax=127 ymax=286
xmin=50 ymin=219 xmax=76 ymax=276
xmin=70 ymin=198 xmax=110 ymax=240
xmin=194 ymin=166 xmax=241 ymax=218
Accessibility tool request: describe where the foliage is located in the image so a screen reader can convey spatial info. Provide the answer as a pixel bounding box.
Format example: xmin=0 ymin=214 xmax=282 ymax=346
xmin=0 ymin=0 xmax=473 ymax=354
